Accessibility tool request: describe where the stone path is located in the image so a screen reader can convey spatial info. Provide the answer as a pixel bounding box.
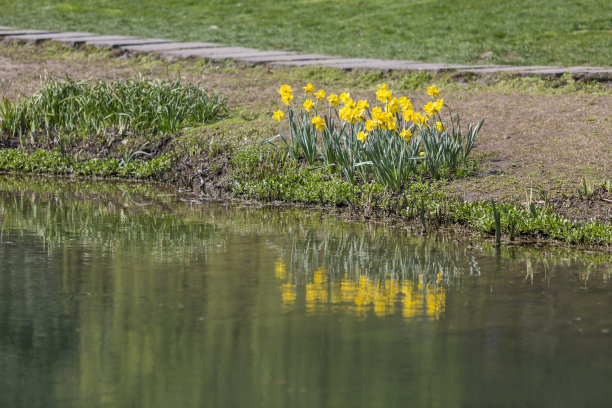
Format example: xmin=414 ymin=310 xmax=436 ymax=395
xmin=1 ymin=27 xmax=611 ymax=80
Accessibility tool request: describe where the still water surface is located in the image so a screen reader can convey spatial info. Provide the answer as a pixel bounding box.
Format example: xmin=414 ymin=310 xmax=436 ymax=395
xmin=1 ymin=175 xmax=611 ymax=408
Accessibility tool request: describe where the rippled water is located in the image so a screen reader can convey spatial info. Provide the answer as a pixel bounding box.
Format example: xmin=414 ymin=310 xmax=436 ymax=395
xmin=1 ymin=175 xmax=611 ymax=408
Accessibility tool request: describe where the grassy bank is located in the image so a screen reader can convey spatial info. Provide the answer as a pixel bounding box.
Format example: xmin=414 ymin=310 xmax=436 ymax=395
xmin=0 ymin=42 xmax=611 ymax=248
xmin=1 ymin=0 xmax=611 ymax=67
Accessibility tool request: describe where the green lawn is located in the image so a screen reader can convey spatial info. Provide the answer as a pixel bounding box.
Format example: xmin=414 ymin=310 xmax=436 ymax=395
xmin=1 ymin=0 xmax=611 ymax=67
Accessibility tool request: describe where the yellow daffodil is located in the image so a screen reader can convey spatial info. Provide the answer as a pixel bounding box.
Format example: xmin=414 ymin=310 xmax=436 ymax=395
xmin=371 ymin=106 xmax=383 ymax=119
xmin=399 ymin=128 xmax=412 ymax=141
xmin=365 ymin=119 xmax=378 ymax=132
xmin=352 ymin=107 xmax=366 ymax=123
xmin=357 ymin=131 xmax=368 ymax=142
xmin=424 ymin=101 xmax=436 ymax=117
xmin=327 ymin=93 xmax=340 ymax=107
xmin=281 ymin=93 xmax=293 ymax=106
xmin=433 ymin=99 xmax=443 ymax=113
xmin=435 ymin=121 xmax=445 ymax=131
xmin=376 ymin=83 xmax=393 ymax=103
xmin=387 ymin=97 xmax=400 ymax=114
xmin=343 ymin=98 xmax=356 ymax=110
xmin=427 ymin=85 xmax=440 ymax=98
xmin=398 ymin=96 xmax=413 ymax=112
xmin=315 ymin=89 xmax=326 ymax=100
xmin=357 ymin=100 xmax=369 ymax=111
xmin=339 ymin=92 xmax=351 ymax=103
xmin=412 ymin=112 xmax=427 ymax=128
xmin=402 ymin=109 xmax=414 ymax=122
xmin=303 ymin=99 xmax=315 ymax=112
xmin=272 ymin=110 xmax=285 ymax=122
xmin=279 ymin=84 xmax=292 ymax=95
xmin=303 ymin=83 xmax=315 ymax=94
xmin=312 ymin=116 xmax=326 ymax=131
xmin=339 ymin=106 xmax=353 ymax=122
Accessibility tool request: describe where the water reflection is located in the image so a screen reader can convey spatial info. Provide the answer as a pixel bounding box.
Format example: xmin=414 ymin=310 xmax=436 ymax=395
xmin=276 ymin=261 xmax=446 ymax=320
xmin=1 ymin=175 xmax=612 ymax=408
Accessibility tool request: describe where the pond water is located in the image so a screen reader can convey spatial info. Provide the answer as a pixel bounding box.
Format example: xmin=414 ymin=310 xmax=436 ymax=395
xmin=1 ymin=175 xmax=611 ymax=408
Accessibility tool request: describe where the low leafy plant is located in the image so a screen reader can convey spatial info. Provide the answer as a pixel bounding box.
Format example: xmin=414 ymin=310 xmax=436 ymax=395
xmin=267 ymin=82 xmax=484 ymax=191
xmin=0 ymin=148 xmax=173 ymax=179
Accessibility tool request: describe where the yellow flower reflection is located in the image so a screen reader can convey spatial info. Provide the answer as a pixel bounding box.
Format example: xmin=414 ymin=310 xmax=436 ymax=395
xmin=274 ymin=261 xmax=446 ymax=321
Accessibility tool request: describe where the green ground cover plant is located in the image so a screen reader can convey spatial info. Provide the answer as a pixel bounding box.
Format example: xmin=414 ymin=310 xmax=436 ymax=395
xmin=1 ymin=0 xmax=610 ymax=67
xmin=0 ymin=149 xmax=174 ymax=178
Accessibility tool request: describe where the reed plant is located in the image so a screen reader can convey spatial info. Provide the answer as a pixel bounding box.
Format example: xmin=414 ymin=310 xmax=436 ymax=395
xmin=268 ymin=82 xmax=484 ymax=191
xmin=0 ymin=78 xmax=227 ymax=142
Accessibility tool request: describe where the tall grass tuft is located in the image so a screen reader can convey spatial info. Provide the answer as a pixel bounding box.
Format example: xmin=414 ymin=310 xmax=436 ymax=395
xmin=0 ymin=78 xmax=227 ymax=141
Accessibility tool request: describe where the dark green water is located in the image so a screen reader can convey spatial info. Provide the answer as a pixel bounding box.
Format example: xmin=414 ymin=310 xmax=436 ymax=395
xmin=1 ymin=175 xmax=611 ymax=408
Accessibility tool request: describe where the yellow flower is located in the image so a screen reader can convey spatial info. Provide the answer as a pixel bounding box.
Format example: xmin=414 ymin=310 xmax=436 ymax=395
xmin=357 ymin=131 xmax=368 ymax=142
xmin=435 ymin=121 xmax=445 ymax=131
xmin=279 ymin=84 xmax=293 ymax=95
xmin=356 ymin=100 xmax=369 ymax=111
xmin=399 ymin=128 xmax=412 ymax=141
xmin=433 ymin=99 xmax=444 ymax=113
xmin=420 ymin=151 xmax=426 ymax=157
xmin=398 ymin=96 xmax=413 ymax=112
xmin=339 ymin=106 xmax=353 ymax=122
xmin=365 ymin=119 xmax=378 ymax=132
xmin=303 ymin=99 xmax=315 ymax=112
xmin=344 ymin=98 xmax=356 ymax=109
xmin=315 ymin=89 xmax=326 ymax=100
xmin=312 ymin=116 xmax=326 ymax=131
xmin=303 ymin=83 xmax=315 ymax=94
xmin=424 ymin=101 xmax=436 ymax=117
xmin=327 ymin=93 xmax=340 ymax=107
xmin=371 ymin=106 xmax=383 ymax=120
xmin=412 ymin=112 xmax=428 ymax=128
xmin=339 ymin=92 xmax=351 ymax=103
xmin=281 ymin=93 xmax=293 ymax=106
xmin=376 ymin=83 xmax=393 ymax=103
xmin=352 ymin=107 xmax=366 ymax=123
xmin=427 ymin=85 xmax=440 ymax=98
xmin=402 ymin=109 xmax=414 ymax=122
xmin=272 ymin=110 xmax=285 ymax=122
xmin=387 ymin=97 xmax=400 ymax=114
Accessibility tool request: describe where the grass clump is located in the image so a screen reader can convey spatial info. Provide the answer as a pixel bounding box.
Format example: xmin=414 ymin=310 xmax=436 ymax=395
xmin=0 ymin=78 xmax=227 ymax=141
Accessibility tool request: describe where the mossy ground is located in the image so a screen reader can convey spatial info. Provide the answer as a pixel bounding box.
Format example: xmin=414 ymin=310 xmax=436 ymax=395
xmin=1 ymin=42 xmax=611 ymax=248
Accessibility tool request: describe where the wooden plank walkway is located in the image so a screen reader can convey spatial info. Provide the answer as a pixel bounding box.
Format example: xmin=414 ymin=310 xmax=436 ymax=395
xmin=1 ymin=26 xmax=610 ymax=80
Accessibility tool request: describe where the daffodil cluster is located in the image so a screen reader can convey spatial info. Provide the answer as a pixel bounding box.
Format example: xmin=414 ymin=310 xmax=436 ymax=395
xmin=273 ymin=82 xmax=444 ymax=141
xmin=268 ymin=82 xmax=484 ymax=190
